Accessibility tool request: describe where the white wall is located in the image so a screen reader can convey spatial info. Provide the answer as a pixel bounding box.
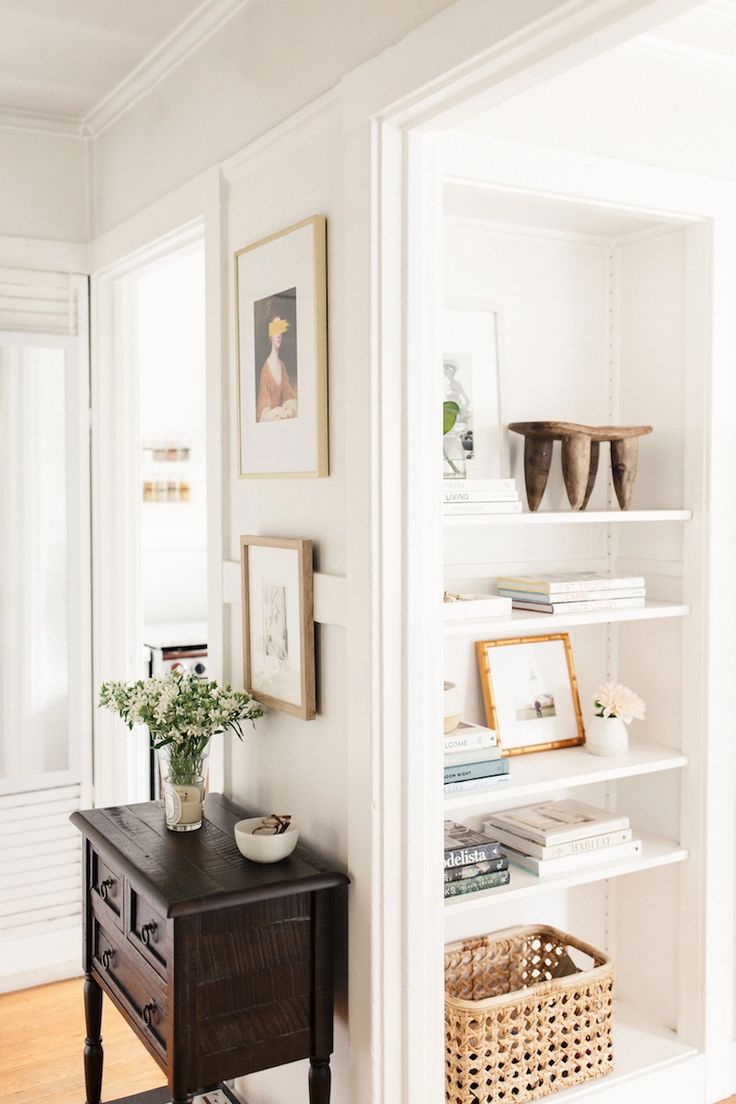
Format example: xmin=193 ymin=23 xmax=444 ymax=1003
xmin=0 ymin=126 xmax=87 ymax=244
xmin=90 ymin=0 xmax=456 ymax=236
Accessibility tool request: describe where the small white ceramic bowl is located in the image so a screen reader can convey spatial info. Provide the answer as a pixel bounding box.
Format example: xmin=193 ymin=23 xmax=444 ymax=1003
xmin=234 ymin=817 xmax=299 ymax=863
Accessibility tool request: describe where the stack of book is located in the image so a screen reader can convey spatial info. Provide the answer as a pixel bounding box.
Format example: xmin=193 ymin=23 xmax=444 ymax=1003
xmin=444 ymin=820 xmax=510 ymax=898
xmin=443 ymin=478 xmax=522 ymax=516
xmin=495 ymin=572 xmax=646 ymax=615
xmin=482 ymin=798 xmax=640 ymax=877
xmin=444 ymin=721 xmax=510 ymax=796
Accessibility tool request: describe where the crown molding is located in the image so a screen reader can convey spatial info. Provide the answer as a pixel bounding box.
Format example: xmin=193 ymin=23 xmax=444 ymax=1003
xmin=0 ymin=106 xmax=84 ymax=138
xmin=221 ymin=88 xmax=340 ymax=181
xmin=83 ymin=0 xmax=247 ymax=137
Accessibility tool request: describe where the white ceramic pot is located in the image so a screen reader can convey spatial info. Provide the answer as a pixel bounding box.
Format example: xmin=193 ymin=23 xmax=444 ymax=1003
xmin=234 ymin=817 xmax=299 ymax=863
xmin=586 ymin=714 xmax=629 ymax=757
xmin=444 ymin=681 xmax=462 ymax=733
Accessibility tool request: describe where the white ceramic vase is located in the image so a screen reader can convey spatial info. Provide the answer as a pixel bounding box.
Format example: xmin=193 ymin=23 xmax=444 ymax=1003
xmin=444 ymin=681 xmax=462 ymax=733
xmin=586 ymin=714 xmax=629 ymax=757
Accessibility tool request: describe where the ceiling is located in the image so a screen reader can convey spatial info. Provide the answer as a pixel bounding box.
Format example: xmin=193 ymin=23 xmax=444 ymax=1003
xmin=0 ymin=0 xmax=239 ymax=131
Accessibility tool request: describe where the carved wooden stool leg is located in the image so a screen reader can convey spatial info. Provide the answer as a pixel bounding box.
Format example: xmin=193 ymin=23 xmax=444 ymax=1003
xmin=561 ymin=434 xmax=592 ymax=510
xmin=610 ymin=436 xmax=640 ymax=510
xmin=581 ymin=440 xmax=600 ymax=510
xmin=310 ymin=1056 xmax=332 ymax=1103
xmin=523 ymin=437 xmax=554 ymax=511
xmin=83 ymin=972 xmax=103 ymax=1104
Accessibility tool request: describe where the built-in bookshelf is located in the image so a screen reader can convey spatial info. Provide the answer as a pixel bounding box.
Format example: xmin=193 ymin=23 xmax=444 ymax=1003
xmin=439 ymin=172 xmax=705 ymax=1104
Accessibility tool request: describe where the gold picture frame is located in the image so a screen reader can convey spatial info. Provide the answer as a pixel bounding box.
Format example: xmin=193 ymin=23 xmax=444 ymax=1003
xmin=235 ymin=215 xmax=328 ymax=478
xmin=476 ymin=633 xmax=585 ymax=756
xmin=240 ymin=535 xmax=316 ymax=720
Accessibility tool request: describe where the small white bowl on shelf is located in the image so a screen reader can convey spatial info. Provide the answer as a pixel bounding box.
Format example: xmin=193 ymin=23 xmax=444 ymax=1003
xmin=234 ymin=817 xmax=299 ymax=863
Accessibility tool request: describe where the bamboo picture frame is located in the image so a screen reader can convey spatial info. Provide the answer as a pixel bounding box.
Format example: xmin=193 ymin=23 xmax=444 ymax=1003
xmin=235 ymin=215 xmax=328 ymax=479
xmin=476 ymin=633 xmax=585 ymax=756
xmin=240 ymin=535 xmax=316 ymax=720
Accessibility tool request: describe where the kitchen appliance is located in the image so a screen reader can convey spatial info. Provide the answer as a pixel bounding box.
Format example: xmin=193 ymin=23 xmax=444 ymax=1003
xmin=143 ymin=621 xmax=208 ymax=798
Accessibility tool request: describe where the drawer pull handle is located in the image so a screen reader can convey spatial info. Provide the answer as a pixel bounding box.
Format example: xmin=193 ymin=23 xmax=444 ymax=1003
xmin=101 ymin=948 xmax=114 ymax=970
xmin=99 ymin=878 xmax=114 ymax=901
xmin=142 ymin=1001 xmax=157 ymax=1027
xmin=141 ymin=921 xmax=157 ymax=946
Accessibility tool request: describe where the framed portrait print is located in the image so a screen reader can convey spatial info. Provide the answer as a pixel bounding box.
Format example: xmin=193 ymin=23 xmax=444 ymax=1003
xmin=241 ymin=535 xmax=316 ymax=720
xmin=476 ymin=633 xmax=584 ymax=756
xmin=235 ymin=215 xmax=328 ymax=478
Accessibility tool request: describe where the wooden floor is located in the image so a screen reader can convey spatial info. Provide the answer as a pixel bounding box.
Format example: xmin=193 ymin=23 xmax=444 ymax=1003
xmin=1 ymin=978 xmax=735 ymax=1103
xmin=0 ymin=977 xmax=164 ymax=1103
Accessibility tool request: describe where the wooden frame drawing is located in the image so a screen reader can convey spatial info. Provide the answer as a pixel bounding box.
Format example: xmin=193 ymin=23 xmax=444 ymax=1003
xmin=476 ymin=633 xmax=585 ymax=756
xmin=240 ymin=535 xmax=316 ymax=720
xmin=235 ymin=215 xmax=328 ymax=479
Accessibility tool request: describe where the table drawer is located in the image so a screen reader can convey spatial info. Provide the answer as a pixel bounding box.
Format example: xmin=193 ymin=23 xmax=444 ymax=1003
xmin=127 ymin=885 xmax=169 ymax=978
xmin=93 ymin=917 xmax=168 ymax=1058
xmin=90 ymin=848 xmax=124 ymax=931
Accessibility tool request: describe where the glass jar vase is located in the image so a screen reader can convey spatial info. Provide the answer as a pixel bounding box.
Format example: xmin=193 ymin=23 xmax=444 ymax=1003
xmin=157 ymin=742 xmax=210 ymax=832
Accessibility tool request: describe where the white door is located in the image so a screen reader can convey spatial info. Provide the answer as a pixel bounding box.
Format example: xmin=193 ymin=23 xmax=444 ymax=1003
xmin=0 ymin=271 xmax=92 ymax=991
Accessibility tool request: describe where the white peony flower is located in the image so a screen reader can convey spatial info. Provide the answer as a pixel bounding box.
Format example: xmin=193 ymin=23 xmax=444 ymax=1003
xmin=594 ymin=682 xmax=646 ymax=725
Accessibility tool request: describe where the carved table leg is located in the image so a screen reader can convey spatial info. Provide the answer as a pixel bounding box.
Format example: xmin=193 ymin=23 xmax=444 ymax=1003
xmin=610 ymin=436 xmax=640 ymax=510
xmin=581 ymin=440 xmax=600 ymax=510
xmin=83 ymin=972 xmax=103 ymax=1104
xmin=171 ymin=1096 xmax=193 ymax=1103
xmin=561 ymin=433 xmax=592 ymax=510
xmin=523 ymin=437 xmax=554 ymax=511
xmin=310 ymin=1056 xmax=332 ymax=1104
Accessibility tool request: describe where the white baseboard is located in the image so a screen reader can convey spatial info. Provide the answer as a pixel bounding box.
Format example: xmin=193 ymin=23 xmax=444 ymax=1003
xmin=0 ymin=958 xmax=81 ymax=994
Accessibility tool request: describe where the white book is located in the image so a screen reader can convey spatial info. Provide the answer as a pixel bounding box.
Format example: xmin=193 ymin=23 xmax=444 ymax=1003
xmin=495 ymin=572 xmax=645 ymax=594
xmin=444 ymin=721 xmax=498 ymax=753
xmin=482 ymin=822 xmax=633 ymax=859
xmin=511 ymin=597 xmax=645 ymax=614
xmin=444 ymin=774 xmax=511 ymax=795
xmin=443 ymin=594 xmax=512 ymax=620
xmin=442 ymin=490 xmax=519 ymax=503
xmin=445 ymin=746 xmax=503 ymax=767
xmin=498 ymin=587 xmax=646 ymax=603
xmin=484 ymin=799 xmax=630 ymax=846
xmin=443 ymin=501 xmax=522 ymax=515
xmin=503 ymin=838 xmax=642 ymax=876
xmin=444 ymin=478 xmax=517 ymax=492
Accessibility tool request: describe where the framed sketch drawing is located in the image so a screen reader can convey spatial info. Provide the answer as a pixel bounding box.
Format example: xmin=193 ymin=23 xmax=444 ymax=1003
xmin=241 ymin=536 xmax=316 ymax=720
xmin=235 ymin=215 xmax=328 ymax=478
xmin=476 ymin=633 xmax=584 ymax=756
xmin=444 ymin=301 xmax=507 ymax=479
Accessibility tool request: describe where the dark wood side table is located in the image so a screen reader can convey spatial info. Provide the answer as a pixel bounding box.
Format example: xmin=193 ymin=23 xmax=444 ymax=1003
xmin=71 ymin=795 xmax=349 ymax=1104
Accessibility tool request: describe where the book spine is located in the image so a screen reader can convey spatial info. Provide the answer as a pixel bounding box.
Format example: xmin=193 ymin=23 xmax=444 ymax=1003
xmin=444 ymin=856 xmax=509 ymax=883
xmin=442 ymin=491 xmax=519 ymax=503
xmin=511 ymin=597 xmax=645 ymax=614
xmin=504 ymin=838 xmax=641 ymax=875
xmin=443 ymin=731 xmax=498 ymax=753
xmin=498 ymin=587 xmax=646 ymax=603
xmin=444 ymin=842 xmax=503 ymax=868
xmin=443 ymin=868 xmax=511 ymax=897
xmin=444 ymin=775 xmax=511 ymax=794
xmin=444 ymin=759 xmax=509 ymax=784
xmin=497 ymin=576 xmax=645 ymax=593
xmin=483 ymin=823 xmax=633 ymax=859
xmin=444 ymin=479 xmax=516 ymax=492
xmin=444 ymin=501 xmax=522 ymax=515
xmin=444 ymin=747 xmax=503 ymax=767
xmin=485 ymin=813 xmax=630 ymax=846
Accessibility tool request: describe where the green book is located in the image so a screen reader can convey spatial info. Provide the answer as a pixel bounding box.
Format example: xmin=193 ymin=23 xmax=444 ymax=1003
xmin=443 ymin=868 xmax=510 ymax=898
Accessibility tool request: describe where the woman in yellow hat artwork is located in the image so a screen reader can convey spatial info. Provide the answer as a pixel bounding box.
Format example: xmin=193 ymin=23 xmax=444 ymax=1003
xmin=256 ymin=309 xmax=298 ymax=422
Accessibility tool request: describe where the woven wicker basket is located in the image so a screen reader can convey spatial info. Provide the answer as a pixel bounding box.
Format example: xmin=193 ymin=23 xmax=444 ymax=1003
xmin=445 ymin=925 xmax=614 ymax=1104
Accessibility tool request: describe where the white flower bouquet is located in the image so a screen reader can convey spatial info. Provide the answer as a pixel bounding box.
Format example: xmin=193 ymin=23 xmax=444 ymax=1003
xmin=593 ymin=682 xmax=646 ymax=725
xmin=99 ymin=671 xmax=264 ymax=784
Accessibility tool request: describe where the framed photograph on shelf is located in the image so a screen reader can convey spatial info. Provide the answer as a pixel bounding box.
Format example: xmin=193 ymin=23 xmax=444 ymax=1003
xmin=235 ymin=215 xmax=328 ymax=478
xmin=240 ymin=535 xmax=316 ymax=720
xmin=444 ymin=300 xmax=506 ymax=479
xmin=476 ymin=633 xmax=584 ymax=755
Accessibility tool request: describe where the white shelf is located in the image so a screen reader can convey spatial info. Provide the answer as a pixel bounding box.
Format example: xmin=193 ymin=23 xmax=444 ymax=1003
xmin=443 ymin=509 xmax=691 ymax=526
xmin=443 ymin=831 xmax=687 ymax=912
xmin=443 ymin=738 xmax=687 ymax=812
xmin=443 ymin=600 xmax=689 ymax=636
xmin=524 ymin=1001 xmax=700 ymax=1103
